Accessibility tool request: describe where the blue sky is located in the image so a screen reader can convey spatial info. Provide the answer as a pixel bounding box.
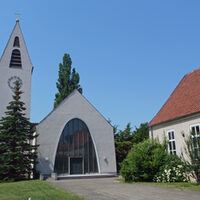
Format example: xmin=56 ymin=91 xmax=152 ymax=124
xmin=0 ymin=0 xmax=200 ymax=130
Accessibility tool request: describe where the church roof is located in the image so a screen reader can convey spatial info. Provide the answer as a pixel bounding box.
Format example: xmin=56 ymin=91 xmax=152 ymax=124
xmin=149 ymin=68 xmax=200 ymax=126
xmin=0 ymin=19 xmax=33 ymax=71
xmin=39 ymin=89 xmax=113 ymax=129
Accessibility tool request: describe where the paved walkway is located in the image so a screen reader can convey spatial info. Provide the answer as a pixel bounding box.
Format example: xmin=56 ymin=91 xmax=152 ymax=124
xmin=48 ymin=177 xmax=200 ymax=200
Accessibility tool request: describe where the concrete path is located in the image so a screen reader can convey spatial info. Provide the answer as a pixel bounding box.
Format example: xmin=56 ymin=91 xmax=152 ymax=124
xmin=48 ymin=177 xmax=200 ymax=200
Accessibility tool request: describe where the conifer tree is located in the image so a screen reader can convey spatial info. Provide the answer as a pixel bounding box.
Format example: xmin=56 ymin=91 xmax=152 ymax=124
xmin=0 ymin=81 xmax=38 ymax=181
xmin=54 ymin=53 xmax=82 ymax=108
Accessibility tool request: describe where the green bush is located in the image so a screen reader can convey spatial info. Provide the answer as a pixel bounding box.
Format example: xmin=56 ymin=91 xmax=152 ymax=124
xmin=154 ymin=154 xmax=189 ymax=182
xmin=120 ymin=139 xmax=167 ymax=182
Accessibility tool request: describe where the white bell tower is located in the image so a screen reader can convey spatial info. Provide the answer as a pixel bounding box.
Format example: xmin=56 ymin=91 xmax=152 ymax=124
xmin=0 ymin=19 xmax=33 ymax=119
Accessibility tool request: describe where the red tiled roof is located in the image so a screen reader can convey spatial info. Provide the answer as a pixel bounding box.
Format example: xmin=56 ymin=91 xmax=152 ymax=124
xmin=149 ymin=68 xmax=200 ymax=126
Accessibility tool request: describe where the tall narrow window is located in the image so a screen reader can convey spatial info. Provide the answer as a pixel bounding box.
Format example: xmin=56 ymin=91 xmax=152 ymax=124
xmin=190 ymin=124 xmax=200 ymax=156
xmin=167 ymin=130 xmax=176 ymax=155
xmin=10 ymin=49 xmax=22 ymax=68
xmin=13 ymin=36 xmax=20 ymax=47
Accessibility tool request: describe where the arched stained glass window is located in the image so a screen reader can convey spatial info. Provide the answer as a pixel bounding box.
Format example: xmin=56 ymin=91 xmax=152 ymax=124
xmin=13 ymin=36 xmax=20 ymax=47
xmin=54 ymin=118 xmax=98 ymax=175
xmin=9 ymin=49 xmax=22 ymax=68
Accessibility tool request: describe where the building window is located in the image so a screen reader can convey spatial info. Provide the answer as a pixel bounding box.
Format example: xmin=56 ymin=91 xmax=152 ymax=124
xmin=190 ymin=124 xmax=200 ymax=155
xmin=54 ymin=118 xmax=98 ymax=175
xmin=10 ymin=49 xmax=22 ymax=68
xmin=167 ymin=130 xmax=176 ymax=155
xmin=13 ymin=36 xmax=20 ymax=47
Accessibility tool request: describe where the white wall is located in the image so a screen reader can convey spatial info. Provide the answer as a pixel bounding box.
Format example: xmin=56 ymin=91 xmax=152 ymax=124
xmin=150 ymin=113 xmax=200 ymax=159
xmin=36 ymin=90 xmax=117 ymax=176
xmin=0 ymin=22 xmax=32 ymax=119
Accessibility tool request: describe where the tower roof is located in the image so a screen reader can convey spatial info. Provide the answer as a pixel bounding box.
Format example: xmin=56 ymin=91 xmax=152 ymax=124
xmin=0 ymin=20 xmax=33 ymax=71
xmin=149 ymin=68 xmax=200 ymax=126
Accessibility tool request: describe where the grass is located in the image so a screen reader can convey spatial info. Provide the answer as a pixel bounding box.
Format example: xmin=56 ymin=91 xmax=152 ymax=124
xmin=117 ymin=178 xmax=200 ymax=192
xmin=0 ymin=180 xmax=84 ymax=200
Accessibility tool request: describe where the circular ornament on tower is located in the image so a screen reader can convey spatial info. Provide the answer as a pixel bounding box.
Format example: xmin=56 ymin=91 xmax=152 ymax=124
xmin=8 ymin=76 xmax=23 ymax=89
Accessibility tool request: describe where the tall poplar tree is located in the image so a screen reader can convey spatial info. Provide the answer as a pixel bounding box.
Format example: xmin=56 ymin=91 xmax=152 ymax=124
xmin=54 ymin=53 xmax=82 ymax=108
xmin=0 ymin=81 xmax=38 ymax=181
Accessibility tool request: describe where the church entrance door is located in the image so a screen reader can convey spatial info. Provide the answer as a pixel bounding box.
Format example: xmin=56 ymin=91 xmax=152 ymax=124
xmin=70 ymin=157 xmax=83 ymax=174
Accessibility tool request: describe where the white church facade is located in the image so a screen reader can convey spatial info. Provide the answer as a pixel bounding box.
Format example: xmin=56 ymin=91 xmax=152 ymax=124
xmin=37 ymin=90 xmax=116 ymax=177
xmin=0 ymin=19 xmax=32 ymax=119
xmin=0 ymin=20 xmax=116 ymax=178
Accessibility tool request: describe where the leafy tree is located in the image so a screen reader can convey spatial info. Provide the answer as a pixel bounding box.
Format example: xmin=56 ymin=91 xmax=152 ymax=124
xmin=0 ymin=81 xmax=38 ymax=181
xmin=54 ymin=53 xmax=82 ymax=108
xmin=183 ymin=131 xmax=200 ymax=184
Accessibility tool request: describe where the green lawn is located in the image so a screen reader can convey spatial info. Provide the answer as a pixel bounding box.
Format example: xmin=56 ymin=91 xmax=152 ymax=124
xmin=0 ymin=180 xmax=84 ymax=200
xmin=117 ymin=178 xmax=200 ymax=192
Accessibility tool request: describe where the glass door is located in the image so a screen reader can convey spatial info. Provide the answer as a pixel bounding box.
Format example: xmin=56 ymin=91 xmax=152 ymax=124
xmin=70 ymin=157 xmax=83 ymax=174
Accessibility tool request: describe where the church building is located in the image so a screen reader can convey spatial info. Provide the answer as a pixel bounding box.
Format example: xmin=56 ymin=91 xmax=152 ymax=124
xmin=0 ymin=20 xmax=116 ymax=178
xmin=149 ymin=68 xmax=200 ymax=159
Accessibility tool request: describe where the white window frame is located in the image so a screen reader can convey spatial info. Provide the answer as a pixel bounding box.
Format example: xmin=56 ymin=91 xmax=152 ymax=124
xmin=167 ymin=129 xmax=176 ymax=155
xmin=190 ymin=124 xmax=200 ymax=151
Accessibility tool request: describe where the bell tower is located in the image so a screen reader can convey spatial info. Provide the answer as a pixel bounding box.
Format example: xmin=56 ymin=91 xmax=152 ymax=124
xmin=0 ymin=19 xmax=33 ymax=119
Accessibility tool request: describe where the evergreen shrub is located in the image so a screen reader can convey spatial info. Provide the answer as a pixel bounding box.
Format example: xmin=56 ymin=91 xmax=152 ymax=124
xmin=120 ymin=139 xmax=167 ymax=182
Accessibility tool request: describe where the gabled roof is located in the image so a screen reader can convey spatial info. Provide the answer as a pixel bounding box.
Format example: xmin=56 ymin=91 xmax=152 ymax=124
xmin=39 ymin=89 xmax=113 ymax=129
xmin=149 ymin=68 xmax=200 ymax=126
